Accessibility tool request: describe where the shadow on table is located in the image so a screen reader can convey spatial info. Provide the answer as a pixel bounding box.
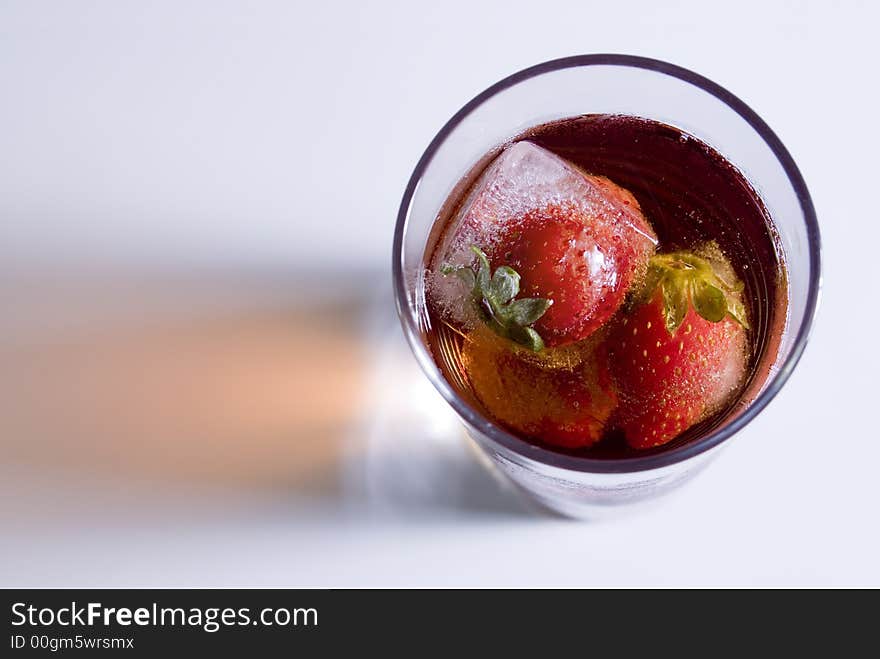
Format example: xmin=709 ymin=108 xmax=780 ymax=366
xmin=0 ymin=267 xmax=534 ymax=521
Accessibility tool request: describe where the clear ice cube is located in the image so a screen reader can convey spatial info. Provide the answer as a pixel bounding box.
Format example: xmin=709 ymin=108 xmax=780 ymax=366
xmin=427 ymin=141 xmax=656 ymax=329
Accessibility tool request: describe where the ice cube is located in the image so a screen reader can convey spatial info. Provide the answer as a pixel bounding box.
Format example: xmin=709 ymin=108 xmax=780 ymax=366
xmin=427 ymin=141 xmax=656 ymax=330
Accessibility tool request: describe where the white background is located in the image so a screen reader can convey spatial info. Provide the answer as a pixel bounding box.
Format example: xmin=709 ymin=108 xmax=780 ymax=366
xmin=2 ymin=0 xmax=878 ymax=586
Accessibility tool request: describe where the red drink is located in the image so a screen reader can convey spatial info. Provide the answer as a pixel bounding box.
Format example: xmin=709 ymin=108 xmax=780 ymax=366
xmin=423 ymin=114 xmax=788 ymax=458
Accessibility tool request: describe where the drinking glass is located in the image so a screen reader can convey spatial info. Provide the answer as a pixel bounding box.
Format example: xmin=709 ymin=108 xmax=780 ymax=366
xmin=392 ymin=55 xmax=820 ymax=518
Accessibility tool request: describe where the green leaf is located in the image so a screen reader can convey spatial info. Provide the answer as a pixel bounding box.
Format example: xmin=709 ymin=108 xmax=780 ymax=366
xmin=505 ymin=297 xmax=553 ymax=326
xmin=647 ymin=248 xmax=750 ymax=334
xmin=509 ymin=325 xmax=545 ymax=352
xmin=726 ymin=297 xmax=750 ymax=330
xmin=661 ymin=276 xmax=688 ymax=333
xmin=471 ymin=246 xmax=492 ymax=298
xmin=706 ymin=267 xmax=744 ymax=293
xmin=634 ymin=262 xmax=664 ymax=307
xmin=490 ymin=265 xmax=520 ymax=304
xmin=451 ymin=244 xmax=553 ymax=352
xmin=691 ymin=279 xmax=727 ymax=322
xmin=455 ymin=267 xmax=476 ymax=293
xmin=440 ymin=263 xmax=476 ymax=295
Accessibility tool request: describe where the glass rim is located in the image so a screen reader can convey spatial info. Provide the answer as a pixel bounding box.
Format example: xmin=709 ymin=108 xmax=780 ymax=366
xmin=392 ymin=53 xmax=821 ymax=474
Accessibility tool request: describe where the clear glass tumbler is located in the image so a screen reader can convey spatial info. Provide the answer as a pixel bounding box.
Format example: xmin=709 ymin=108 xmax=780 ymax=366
xmin=392 ymin=55 xmax=820 ymax=518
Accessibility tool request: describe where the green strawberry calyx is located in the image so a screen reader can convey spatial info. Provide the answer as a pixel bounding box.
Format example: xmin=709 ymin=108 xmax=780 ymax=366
xmin=641 ymin=251 xmax=750 ymax=334
xmin=441 ymin=246 xmax=553 ymax=351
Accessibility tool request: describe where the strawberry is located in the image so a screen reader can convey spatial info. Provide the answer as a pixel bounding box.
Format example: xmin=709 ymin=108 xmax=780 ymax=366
xmin=486 ymin=197 xmax=655 ymax=348
xmin=445 ymin=246 xmax=616 ymax=448
xmin=462 ymin=325 xmax=618 ymax=449
xmin=430 ymin=142 xmax=656 ymax=344
xmin=607 ymin=248 xmax=750 ymax=449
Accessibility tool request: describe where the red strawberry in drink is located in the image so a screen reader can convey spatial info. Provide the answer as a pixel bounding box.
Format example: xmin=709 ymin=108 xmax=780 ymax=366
xmin=487 ymin=197 xmax=655 ymax=347
xmin=446 ymin=247 xmax=616 ymax=447
xmin=462 ymin=325 xmax=618 ymax=449
xmin=607 ymin=248 xmax=750 ymax=449
xmin=430 ymin=141 xmax=656 ymax=346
